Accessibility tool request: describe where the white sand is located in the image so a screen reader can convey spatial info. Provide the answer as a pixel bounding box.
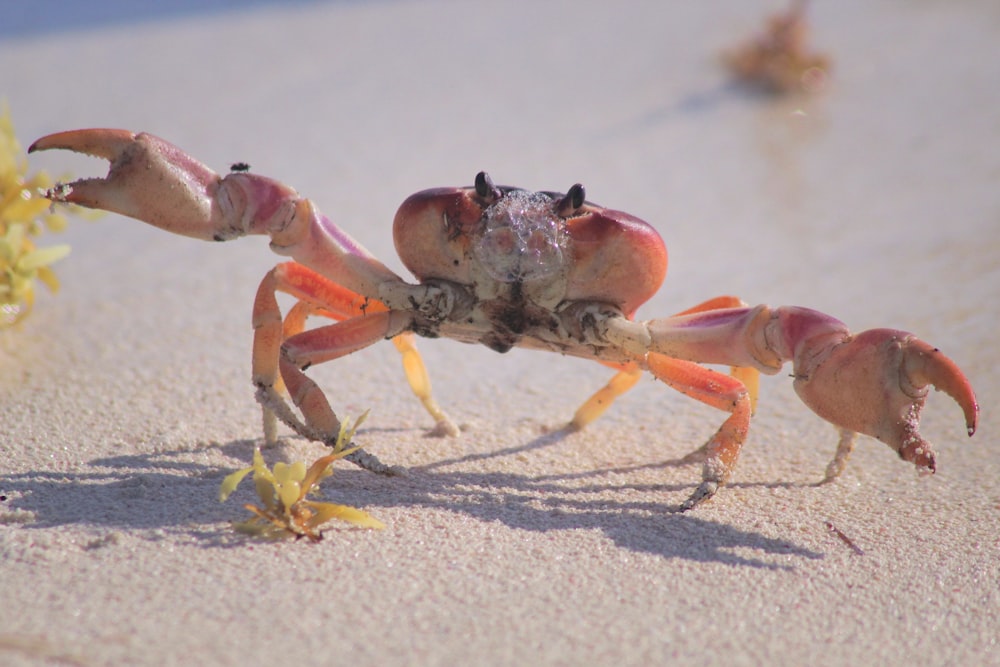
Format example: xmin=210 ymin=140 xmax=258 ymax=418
xmin=2 ymin=1 xmax=998 ymax=665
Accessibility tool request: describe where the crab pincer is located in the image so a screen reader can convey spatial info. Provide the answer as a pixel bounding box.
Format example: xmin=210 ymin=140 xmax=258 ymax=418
xmin=791 ymin=326 xmax=979 ymax=477
xmin=29 ymin=129 xmax=233 ymax=240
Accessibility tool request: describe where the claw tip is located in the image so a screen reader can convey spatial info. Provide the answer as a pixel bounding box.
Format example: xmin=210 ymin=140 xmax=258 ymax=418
xmin=38 ymin=181 xmax=73 ymax=203
xmin=966 ymin=401 xmax=979 ymax=437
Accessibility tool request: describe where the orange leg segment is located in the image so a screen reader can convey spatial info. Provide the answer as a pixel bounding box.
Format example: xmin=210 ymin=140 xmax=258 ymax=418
xmin=674 ymin=295 xmax=760 ymax=413
xmin=570 ymin=295 xmax=760 ymax=431
xmin=277 ymin=311 xmax=399 ymax=441
xmin=646 ymin=352 xmax=753 ymax=510
xmin=570 ymin=362 xmax=643 ymax=430
xmin=392 ymin=333 xmax=461 ymax=436
xmin=253 ymin=262 xmax=457 ymax=445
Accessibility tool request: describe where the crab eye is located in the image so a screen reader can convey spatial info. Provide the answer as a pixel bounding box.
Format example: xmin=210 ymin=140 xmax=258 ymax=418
xmin=474 ymin=171 xmax=500 ymax=203
xmin=556 ymin=183 xmax=586 ymax=216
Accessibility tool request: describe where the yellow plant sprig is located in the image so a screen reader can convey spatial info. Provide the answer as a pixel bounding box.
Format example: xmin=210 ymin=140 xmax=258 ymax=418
xmin=0 ymin=106 xmax=74 ymax=326
xmin=220 ymin=411 xmax=384 ymax=541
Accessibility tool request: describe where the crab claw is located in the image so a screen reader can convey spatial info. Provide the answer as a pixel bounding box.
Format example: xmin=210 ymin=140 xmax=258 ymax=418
xmin=793 ymin=327 xmax=979 ymax=472
xmin=28 ymin=128 xmax=329 ymax=246
xmin=28 ymin=129 xmax=252 ymax=241
xmin=29 ymin=128 xmax=402 ymax=299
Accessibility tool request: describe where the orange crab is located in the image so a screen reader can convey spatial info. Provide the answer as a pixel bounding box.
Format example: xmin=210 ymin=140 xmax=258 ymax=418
xmin=29 ymin=129 xmax=978 ymax=510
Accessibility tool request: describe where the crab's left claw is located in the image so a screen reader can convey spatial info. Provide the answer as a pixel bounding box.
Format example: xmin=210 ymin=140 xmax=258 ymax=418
xmin=793 ymin=327 xmax=979 ymax=475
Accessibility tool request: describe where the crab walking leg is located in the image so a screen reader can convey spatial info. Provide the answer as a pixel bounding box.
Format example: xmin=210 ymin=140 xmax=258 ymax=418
xmin=277 ymin=280 xmax=459 ymax=440
xmin=253 ymin=267 xmax=343 ymax=443
xmin=571 ymin=296 xmax=761 ymax=431
xmin=391 ymin=333 xmax=461 ymax=436
xmin=645 ymin=353 xmax=754 ymax=510
xmin=271 ymin=261 xmax=388 ymax=320
xmin=273 ymin=311 xmax=412 ymax=474
xmin=279 ymin=265 xmax=459 ymax=437
xmin=823 ymin=428 xmax=859 ymax=483
xmin=253 ymin=262 xmax=458 ymax=442
xmin=261 ymin=299 xmax=312 ymax=443
xmin=260 ymin=298 xmax=333 ymax=443
xmin=570 ymin=362 xmax=643 ymax=430
xmin=670 ymin=296 xmax=761 ymax=413
xmin=616 ymin=304 xmax=979 ymax=476
xmin=253 ymin=268 xmax=369 ymax=456
xmin=256 ymin=262 xmax=459 ymax=438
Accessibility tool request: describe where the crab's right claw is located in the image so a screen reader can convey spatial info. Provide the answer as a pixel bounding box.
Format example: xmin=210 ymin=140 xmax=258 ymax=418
xmin=30 ymin=129 xmax=225 ymax=240
xmin=29 ymin=129 xmax=303 ymax=243
xmin=31 ymin=128 xmax=404 ymax=304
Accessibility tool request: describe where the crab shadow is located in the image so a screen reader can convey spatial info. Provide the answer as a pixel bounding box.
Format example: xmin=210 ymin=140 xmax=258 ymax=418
xmin=0 ymin=439 xmax=262 ymax=543
xmin=1 ymin=429 xmax=823 ymax=567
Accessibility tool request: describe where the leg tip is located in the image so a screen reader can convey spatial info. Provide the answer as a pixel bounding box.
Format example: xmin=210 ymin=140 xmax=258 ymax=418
xmin=678 ymin=481 xmax=719 ymax=511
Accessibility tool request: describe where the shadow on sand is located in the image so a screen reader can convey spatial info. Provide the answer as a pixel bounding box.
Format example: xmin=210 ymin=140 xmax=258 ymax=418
xmin=2 ymin=427 xmax=824 ymax=569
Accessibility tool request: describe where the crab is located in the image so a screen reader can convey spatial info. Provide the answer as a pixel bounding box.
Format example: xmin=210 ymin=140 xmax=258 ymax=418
xmin=29 ymin=129 xmax=978 ymax=510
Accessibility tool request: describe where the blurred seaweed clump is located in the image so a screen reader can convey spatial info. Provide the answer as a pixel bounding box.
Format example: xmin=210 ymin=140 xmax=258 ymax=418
xmin=0 ymin=107 xmax=73 ymax=327
xmin=723 ymin=0 xmax=830 ymax=94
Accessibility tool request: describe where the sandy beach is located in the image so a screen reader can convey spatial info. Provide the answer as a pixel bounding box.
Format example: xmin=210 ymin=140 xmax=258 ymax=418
xmin=2 ymin=1 xmax=998 ymax=665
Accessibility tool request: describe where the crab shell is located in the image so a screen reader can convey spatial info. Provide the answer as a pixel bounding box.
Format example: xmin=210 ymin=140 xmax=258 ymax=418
xmin=393 ymin=183 xmax=667 ymax=318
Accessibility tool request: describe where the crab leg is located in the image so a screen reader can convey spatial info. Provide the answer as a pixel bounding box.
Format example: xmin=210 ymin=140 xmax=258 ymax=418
xmin=28 ymin=129 xmax=416 ymax=306
xmin=250 ymin=268 xmax=403 ymax=473
xmin=276 ymin=311 xmax=408 ymax=429
xmin=271 ymin=311 xmax=413 ymax=476
xmin=612 ymin=305 xmax=978 ymax=483
xmin=570 ymin=362 xmax=644 ymax=431
xmin=391 ymin=333 xmax=461 ymax=437
xmin=670 ymin=295 xmax=761 ymax=414
xmin=571 ymin=296 xmax=761 ymax=430
xmin=645 ymin=353 xmax=754 ymax=510
xmin=254 ymin=262 xmax=459 ymax=441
